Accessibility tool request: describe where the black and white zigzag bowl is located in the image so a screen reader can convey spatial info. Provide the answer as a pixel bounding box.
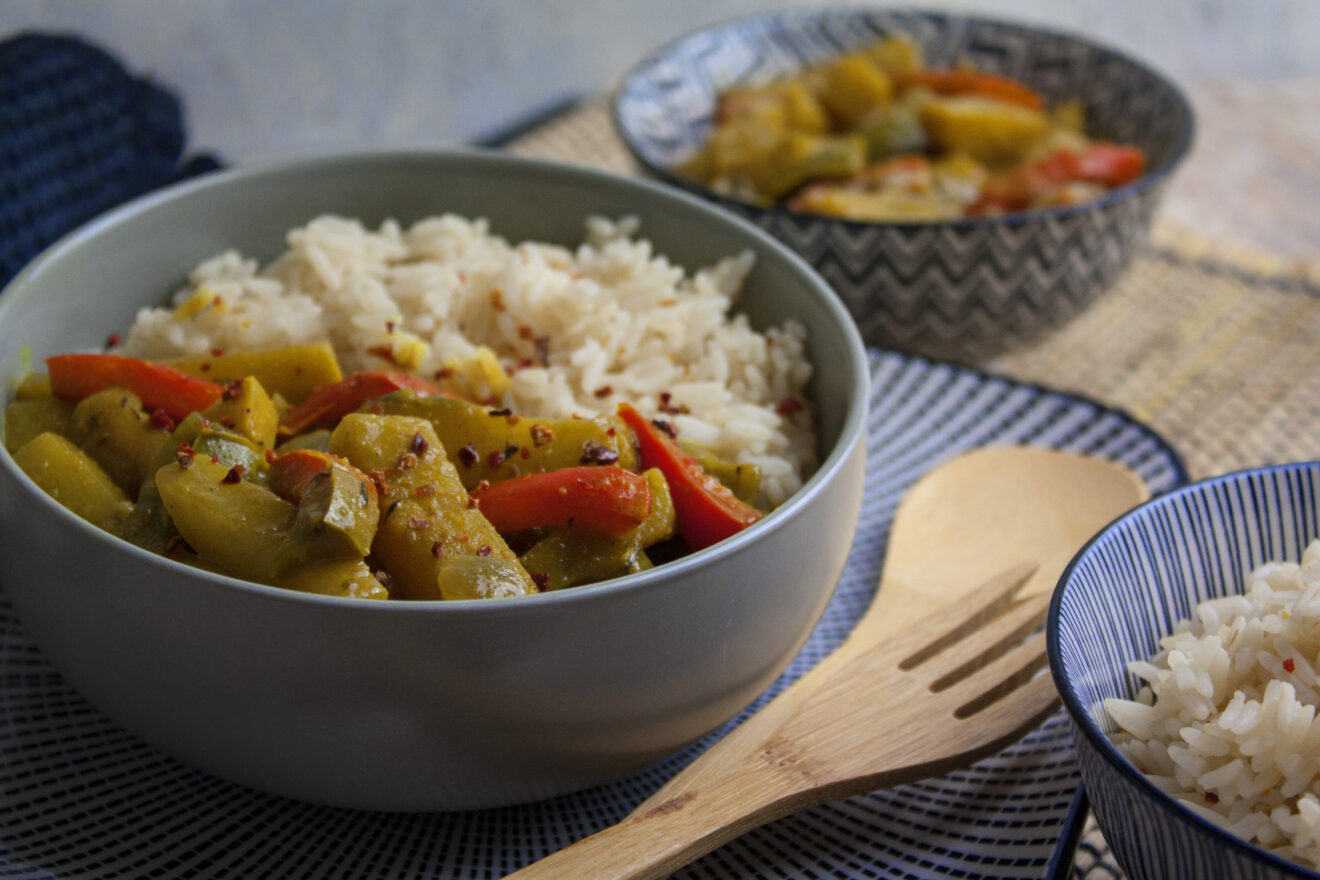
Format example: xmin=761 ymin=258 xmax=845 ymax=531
xmin=1050 ymin=463 xmax=1320 ymax=880
xmin=614 ymin=8 xmax=1194 ymax=361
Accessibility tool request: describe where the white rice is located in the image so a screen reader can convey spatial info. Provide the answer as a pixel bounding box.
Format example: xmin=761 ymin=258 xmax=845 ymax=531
xmin=1105 ymin=539 xmax=1320 ymax=869
xmin=118 ymin=214 xmax=817 ymax=506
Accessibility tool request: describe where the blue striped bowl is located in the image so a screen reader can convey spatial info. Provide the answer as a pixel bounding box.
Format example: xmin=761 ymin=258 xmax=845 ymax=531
xmin=614 ymin=8 xmax=1194 ymax=361
xmin=1049 ymin=463 xmax=1320 ymax=880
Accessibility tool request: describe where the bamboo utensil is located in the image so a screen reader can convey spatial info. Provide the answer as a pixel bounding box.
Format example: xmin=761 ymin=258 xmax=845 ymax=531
xmin=506 ymin=446 xmax=1149 ymax=879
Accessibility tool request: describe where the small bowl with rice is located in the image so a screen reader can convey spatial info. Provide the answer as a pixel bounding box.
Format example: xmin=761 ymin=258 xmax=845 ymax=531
xmin=0 ymin=150 xmax=870 ymax=810
xmin=1050 ymin=462 xmax=1320 ymax=879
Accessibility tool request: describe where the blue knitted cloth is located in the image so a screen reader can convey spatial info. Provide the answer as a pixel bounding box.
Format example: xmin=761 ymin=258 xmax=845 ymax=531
xmin=0 ymin=32 xmax=219 ymax=287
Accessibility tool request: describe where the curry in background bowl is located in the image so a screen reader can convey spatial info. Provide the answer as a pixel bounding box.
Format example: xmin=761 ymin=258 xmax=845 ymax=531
xmin=614 ymin=8 xmax=1194 ymax=360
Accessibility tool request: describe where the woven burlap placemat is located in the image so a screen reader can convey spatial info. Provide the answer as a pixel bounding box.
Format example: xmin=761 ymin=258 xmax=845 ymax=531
xmin=496 ymin=97 xmax=1320 ymax=879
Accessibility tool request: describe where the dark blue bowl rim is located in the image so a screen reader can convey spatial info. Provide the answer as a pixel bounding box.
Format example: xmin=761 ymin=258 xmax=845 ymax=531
xmin=1047 ymin=461 xmax=1320 ymax=878
xmin=612 ymin=5 xmax=1196 ymax=231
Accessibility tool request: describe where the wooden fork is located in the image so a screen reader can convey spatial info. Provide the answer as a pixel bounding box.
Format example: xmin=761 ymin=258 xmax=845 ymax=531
xmin=505 ymin=562 xmax=1057 ymax=880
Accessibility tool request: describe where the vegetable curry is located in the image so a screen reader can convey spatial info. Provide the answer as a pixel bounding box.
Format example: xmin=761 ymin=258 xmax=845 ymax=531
xmin=5 ymin=344 xmax=772 ymax=600
xmin=680 ymin=34 xmax=1147 ymax=220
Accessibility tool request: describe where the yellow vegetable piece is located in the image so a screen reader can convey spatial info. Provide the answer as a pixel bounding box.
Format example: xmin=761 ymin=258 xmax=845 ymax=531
xmin=71 ymin=388 xmax=172 ymax=497
xmin=819 ymin=55 xmax=894 ymax=127
xmin=165 ymin=341 xmax=343 ymax=404
xmin=154 ymin=455 xmax=299 ymax=583
xmin=328 ymin=413 xmax=535 ymax=600
xmin=367 ymin=391 xmax=639 ymax=490
xmin=201 ymin=375 xmax=279 ymax=448
xmin=919 ymin=95 xmax=1049 ymax=165
xmin=12 ymin=432 xmax=134 ymax=532
xmin=15 ymin=371 xmax=53 ymax=401
xmin=4 ymin=398 xmax=75 ymax=453
xmin=866 ymin=35 xmax=925 ymax=78
xmin=277 ymin=559 xmax=389 ymax=600
xmin=277 ymin=461 xmax=381 ymax=570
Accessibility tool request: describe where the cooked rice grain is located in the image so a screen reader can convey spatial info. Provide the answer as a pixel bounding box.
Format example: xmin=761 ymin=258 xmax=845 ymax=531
xmin=120 ymin=214 xmax=817 ymax=505
xmin=1105 ymin=539 xmax=1320 ymax=868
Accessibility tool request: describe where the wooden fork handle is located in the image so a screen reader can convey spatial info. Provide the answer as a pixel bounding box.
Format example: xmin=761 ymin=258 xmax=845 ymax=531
xmin=502 ymin=750 xmax=822 ymax=880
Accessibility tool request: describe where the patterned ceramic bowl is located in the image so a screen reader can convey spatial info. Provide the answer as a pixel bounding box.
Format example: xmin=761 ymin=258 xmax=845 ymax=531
xmin=614 ymin=8 xmax=1194 ymax=361
xmin=1049 ymin=463 xmax=1320 ymax=880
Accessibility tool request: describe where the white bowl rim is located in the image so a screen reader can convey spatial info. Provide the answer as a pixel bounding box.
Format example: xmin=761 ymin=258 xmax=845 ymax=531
xmin=611 ymin=4 xmax=1197 ymax=230
xmin=1048 ymin=460 xmax=1320 ymax=877
xmin=0 ymin=147 xmax=871 ymax=617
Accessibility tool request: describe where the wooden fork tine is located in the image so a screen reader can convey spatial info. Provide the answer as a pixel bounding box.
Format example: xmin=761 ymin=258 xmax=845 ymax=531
xmin=899 ymin=562 xmax=1039 ymax=671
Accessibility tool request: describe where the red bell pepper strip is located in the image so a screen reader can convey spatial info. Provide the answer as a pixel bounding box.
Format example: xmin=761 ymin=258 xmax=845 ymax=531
xmin=46 ymin=353 xmax=224 ymax=420
xmin=616 ymin=403 xmax=762 ymax=551
xmin=1073 ymin=142 xmax=1146 ymax=187
xmin=897 ymin=69 xmax=1045 ymax=110
xmin=470 ymin=466 xmax=651 ymax=537
xmin=969 ymin=143 xmax=1147 ymax=214
xmin=279 ymin=371 xmax=450 ymax=436
xmin=267 ymin=449 xmax=337 ymax=503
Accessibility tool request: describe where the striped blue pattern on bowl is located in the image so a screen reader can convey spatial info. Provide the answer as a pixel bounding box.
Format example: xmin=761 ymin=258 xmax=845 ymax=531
xmin=1051 ymin=463 xmax=1320 ymax=880
xmin=613 ymin=8 xmax=1194 ymax=360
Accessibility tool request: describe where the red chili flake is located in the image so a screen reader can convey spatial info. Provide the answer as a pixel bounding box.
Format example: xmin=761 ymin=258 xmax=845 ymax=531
xmin=658 ymin=298 xmax=676 ymax=307
xmin=1204 ymin=792 xmax=1219 ymax=804
xmin=175 ymin=443 xmax=196 ymax=469
xmin=148 ymin=408 xmax=176 ymax=432
xmin=475 ymin=480 xmax=491 ymax=493
xmin=504 ymin=413 xmax=520 ymax=426
xmin=594 ymin=385 xmax=613 ymax=399
xmin=373 ymin=569 xmax=392 ymax=588
xmin=520 ymin=447 xmax=531 ymax=460
xmin=366 ymin=343 xmax=398 ymax=364
xmin=457 ymin=443 xmax=479 ymax=468
xmin=581 ymin=440 xmax=619 ymax=465
xmin=476 ymin=545 xmax=492 ymax=557
xmin=221 ymin=464 xmax=245 ymax=484
xmin=410 ymin=432 xmax=430 ymax=455
xmin=211 ymin=455 xmax=220 ymax=463
xmin=221 ymin=379 xmax=244 ymax=401
xmin=413 ymin=483 xmax=437 ymax=498
xmin=396 ymin=451 xmax=418 ymax=471
xmin=530 ymin=424 xmax=555 ymax=447
xmin=1285 ymin=658 xmax=1297 ymax=673
xmin=515 ymin=358 xmax=534 ymax=370
xmin=219 ymin=417 xmax=235 ymax=428
xmin=777 ymin=397 xmax=804 ymax=416
xmin=199 ymin=361 xmax=211 ymax=372
xmin=210 ymin=347 xmax=225 ymax=357
xmin=516 ymin=324 xmax=536 ymax=340
xmin=490 ymin=289 xmax=506 ymax=312
xmin=386 ymin=320 xmax=396 ymax=334
xmin=408 ymin=515 xmax=429 ymax=531
xmin=650 ymin=418 xmax=677 ymax=439
xmin=486 ymin=449 xmax=507 ymax=468
xmin=105 ymin=332 xmax=122 ymax=349
xmin=265 ymin=448 xmax=278 ymax=464
xmin=531 ymin=572 xmax=549 ymax=592
xmin=434 ymin=366 xmax=456 ymax=380
xmin=658 ymin=391 xmax=688 ymax=415
xmin=467 ymin=495 xmax=480 ymax=509
xmin=606 ymin=426 xmax=616 ymax=437
xmin=370 ymin=469 xmax=392 ymax=497
xmin=430 ymin=541 xmax=445 ymax=558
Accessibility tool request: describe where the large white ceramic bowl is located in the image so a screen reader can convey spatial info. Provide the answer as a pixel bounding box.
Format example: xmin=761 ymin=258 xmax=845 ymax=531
xmin=0 ymin=150 xmax=870 ymax=811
